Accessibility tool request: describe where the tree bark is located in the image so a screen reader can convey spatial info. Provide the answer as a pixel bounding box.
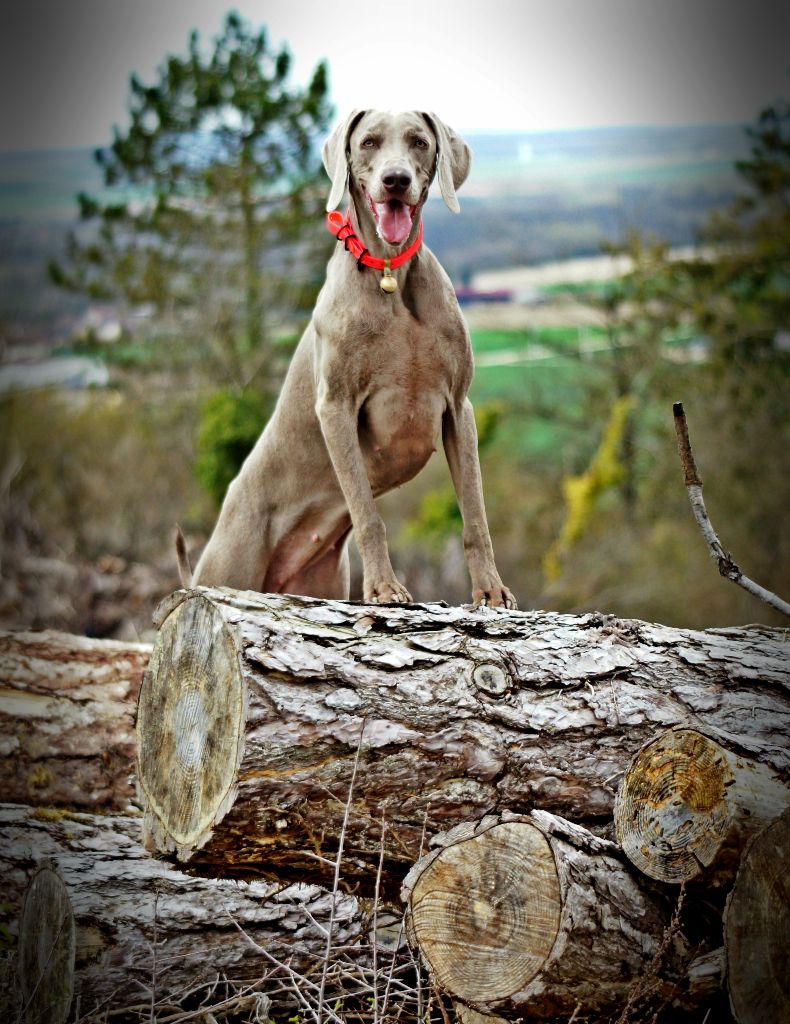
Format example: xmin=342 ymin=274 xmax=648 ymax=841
xmin=401 ymin=810 xmax=691 ymax=1021
xmin=615 ymin=727 xmax=789 ymax=885
xmin=0 ymin=629 xmax=151 ymax=809
xmin=0 ymin=803 xmax=372 ymax=1022
xmin=724 ymin=807 xmax=790 ymax=1024
xmin=136 ymin=588 xmax=790 ymax=892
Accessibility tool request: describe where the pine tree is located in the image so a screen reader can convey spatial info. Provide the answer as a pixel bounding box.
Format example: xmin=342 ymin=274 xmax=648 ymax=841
xmin=50 ymin=12 xmax=333 ymax=393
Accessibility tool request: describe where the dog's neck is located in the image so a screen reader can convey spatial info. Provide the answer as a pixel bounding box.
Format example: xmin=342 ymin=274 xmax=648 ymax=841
xmin=347 ymin=181 xmax=425 ymax=263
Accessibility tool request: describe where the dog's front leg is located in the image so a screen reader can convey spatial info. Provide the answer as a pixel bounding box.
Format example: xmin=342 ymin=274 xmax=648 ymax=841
xmin=316 ymin=389 xmax=412 ymax=604
xmin=443 ymin=398 xmax=517 ymax=609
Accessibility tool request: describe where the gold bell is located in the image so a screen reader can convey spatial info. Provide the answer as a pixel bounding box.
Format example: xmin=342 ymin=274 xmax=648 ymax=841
xmin=380 ymin=259 xmax=397 ymax=293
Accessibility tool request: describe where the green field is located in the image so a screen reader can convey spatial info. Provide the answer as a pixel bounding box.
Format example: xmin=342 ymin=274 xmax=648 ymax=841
xmin=469 ymin=327 xmax=606 ymax=459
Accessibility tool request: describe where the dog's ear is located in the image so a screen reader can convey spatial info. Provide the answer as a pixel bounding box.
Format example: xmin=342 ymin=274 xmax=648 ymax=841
xmin=421 ymin=113 xmax=472 ymax=214
xmin=322 ymin=109 xmax=368 ymax=212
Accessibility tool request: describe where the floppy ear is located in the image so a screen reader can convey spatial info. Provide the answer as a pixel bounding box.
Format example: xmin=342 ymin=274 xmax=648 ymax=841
xmin=421 ymin=112 xmax=472 ymax=213
xmin=322 ymin=109 xmax=368 ymax=212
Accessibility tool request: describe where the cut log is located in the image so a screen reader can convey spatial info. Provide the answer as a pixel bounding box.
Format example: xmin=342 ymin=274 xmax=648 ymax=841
xmin=401 ymin=810 xmax=689 ymax=1021
xmin=0 ymin=629 xmax=150 ymax=809
xmin=725 ymin=807 xmax=790 ymax=1024
xmin=136 ymin=588 xmax=790 ymax=891
xmin=17 ymin=862 xmax=75 ymax=1024
xmin=615 ymin=727 xmax=789 ymax=884
xmin=0 ymin=803 xmax=371 ymax=1021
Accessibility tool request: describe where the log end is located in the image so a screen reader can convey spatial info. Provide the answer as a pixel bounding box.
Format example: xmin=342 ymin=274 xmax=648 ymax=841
xmin=137 ymin=592 xmax=245 ymax=858
xmin=403 ymin=819 xmax=561 ymax=1007
xmin=17 ymin=862 xmax=75 ymax=1024
xmin=615 ymin=728 xmax=733 ymax=883
xmin=726 ymin=808 xmax=790 ymax=1024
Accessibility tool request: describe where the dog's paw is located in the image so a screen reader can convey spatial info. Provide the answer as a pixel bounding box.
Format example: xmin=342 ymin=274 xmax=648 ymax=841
xmin=366 ymin=578 xmax=413 ymax=604
xmin=472 ymin=584 xmax=518 ymax=610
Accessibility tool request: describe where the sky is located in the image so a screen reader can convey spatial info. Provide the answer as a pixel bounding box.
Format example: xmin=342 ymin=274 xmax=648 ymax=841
xmin=0 ymin=0 xmax=788 ymax=151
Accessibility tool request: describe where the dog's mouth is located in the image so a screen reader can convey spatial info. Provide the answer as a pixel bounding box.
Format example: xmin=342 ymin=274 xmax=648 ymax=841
xmin=366 ymin=192 xmax=416 ymax=246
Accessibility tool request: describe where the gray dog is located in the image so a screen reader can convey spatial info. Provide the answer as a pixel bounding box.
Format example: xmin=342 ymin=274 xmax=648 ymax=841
xmin=179 ymin=110 xmax=515 ymax=608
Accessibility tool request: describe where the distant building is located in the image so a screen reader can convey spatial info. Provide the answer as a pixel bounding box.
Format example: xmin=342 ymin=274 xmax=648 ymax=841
xmin=454 ymin=286 xmax=514 ymax=306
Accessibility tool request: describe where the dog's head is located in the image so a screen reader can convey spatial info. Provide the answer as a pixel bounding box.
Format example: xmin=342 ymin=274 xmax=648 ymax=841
xmin=323 ymin=110 xmax=471 ymax=243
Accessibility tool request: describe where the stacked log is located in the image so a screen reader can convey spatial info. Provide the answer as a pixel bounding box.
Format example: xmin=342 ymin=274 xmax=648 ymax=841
xmin=0 ymin=803 xmax=368 ymax=1021
xmin=136 ymin=588 xmax=790 ymax=896
xmin=0 ymin=628 xmax=150 ymax=808
xmin=401 ymin=810 xmax=684 ymax=1021
xmin=724 ymin=808 xmax=790 ymax=1024
xmin=615 ymin=728 xmax=789 ymax=885
xmin=2 ymin=592 xmax=789 ymax=1022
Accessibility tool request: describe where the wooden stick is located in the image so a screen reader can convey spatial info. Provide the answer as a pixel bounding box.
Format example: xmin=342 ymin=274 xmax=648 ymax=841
xmin=672 ymin=402 xmax=790 ymax=618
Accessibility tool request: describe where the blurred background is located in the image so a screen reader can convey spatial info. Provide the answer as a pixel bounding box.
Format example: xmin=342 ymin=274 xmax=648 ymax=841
xmin=0 ymin=0 xmax=788 ymax=639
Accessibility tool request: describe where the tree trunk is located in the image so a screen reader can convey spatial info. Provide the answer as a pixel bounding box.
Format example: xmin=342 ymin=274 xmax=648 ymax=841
xmin=0 ymin=803 xmax=372 ymax=1023
xmin=136 ymin=589 xmax=790 ymax=893
xmin=0 ymin=629 xmax=150 ymax=809
xmin=725 ymin=807 xmax=790 ymax=1024
xmin=401 ymin=810 xmax=692 ymax=1021
xmin=615 ymin=727 xmax=789 ymax=885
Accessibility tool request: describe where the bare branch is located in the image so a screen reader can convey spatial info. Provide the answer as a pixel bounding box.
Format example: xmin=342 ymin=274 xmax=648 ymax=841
xmin=318 ymin=717 xmax=366 ymax=1022
xmin=672 ymin=402 xmax=790 ymax=618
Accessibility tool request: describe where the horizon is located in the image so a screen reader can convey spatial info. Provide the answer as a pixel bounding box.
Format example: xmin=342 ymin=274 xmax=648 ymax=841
xmin=0 ymin=118 xmax=752 ymax=160
xmin=0 ymin=120 xmax=749 ymax=226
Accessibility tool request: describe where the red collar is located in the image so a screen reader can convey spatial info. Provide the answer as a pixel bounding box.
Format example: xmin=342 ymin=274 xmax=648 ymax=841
xmin=326 ymin=209 xmax=423 ymax=273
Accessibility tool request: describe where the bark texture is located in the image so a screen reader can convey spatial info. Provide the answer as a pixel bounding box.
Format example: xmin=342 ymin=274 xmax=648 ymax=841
xmin=615 ymin=728 xmax=789 ymax=884
xmin=725 ymin=808 xmax=790 ymax=1024
xmin=0 ymin=629 xmax=150 ymax=809
xmin=137 ymin=588 xmax=790 ymax=891
xmin=0 ymin=803 xmax=368 ymax=1021
xmin=401 ymin=810 xmax=687 ymax=1021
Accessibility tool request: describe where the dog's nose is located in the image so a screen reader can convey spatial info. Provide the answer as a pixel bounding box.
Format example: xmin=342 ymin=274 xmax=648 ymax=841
xmin=382 ymin=169 xmax=412 ymax=193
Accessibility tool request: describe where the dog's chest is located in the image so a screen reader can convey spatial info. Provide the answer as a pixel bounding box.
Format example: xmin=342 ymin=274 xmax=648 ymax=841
xmin=358 ymin=316 xmax=465 ymax=493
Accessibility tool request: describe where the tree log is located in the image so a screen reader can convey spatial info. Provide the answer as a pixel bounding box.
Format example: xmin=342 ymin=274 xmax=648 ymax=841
xmin=136 ymin=589 xmax=790 ymax=891
xmin=725 ymin=807 xmax=790 ymax=1024
xmin=0 ymin=803 xmax=372 ymax=1022
xmin=16 ymin=862 xmax=75 ymax=1024
xmin=401 ymin=810 xmax=690 ymax=1021
xmin=0 ymin=629 xmax=150 ymax=809
xmin=615 ymin=727 xmax=789 ymax=884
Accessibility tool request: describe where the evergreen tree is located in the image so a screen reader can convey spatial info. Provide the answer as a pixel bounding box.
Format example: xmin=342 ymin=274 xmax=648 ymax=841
xmin=50 ymin=12 xmax=333 ymax=392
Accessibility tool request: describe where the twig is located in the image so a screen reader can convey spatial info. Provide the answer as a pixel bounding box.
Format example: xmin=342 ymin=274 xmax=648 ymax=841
xmin=149 ymin=891 xmax=160 ymax=1023
xmin=225 ymin=912 xmax=345 ymax=1024
xmin=318 ymin=717 xmax=367 ymax=1023
xmin=615 ymin=882 xmax=687 ymax=1024
xmin=672 ymin=402 xmax=790 ymax=617
xmin=372 ymin=812 xmax=387 ymax=1024
xmin=379 ymin=914 xmax=410 ymax=1019
xmin=433 ymin=983 xmax=452 ymax=1024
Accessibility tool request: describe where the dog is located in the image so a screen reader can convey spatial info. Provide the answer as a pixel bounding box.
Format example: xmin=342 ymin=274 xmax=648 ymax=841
xmin=178 ymin=110 xmax=515 ymax=609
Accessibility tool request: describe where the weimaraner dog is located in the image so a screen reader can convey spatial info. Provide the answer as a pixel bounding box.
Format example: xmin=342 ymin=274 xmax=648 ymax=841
xmin=180 ymin=110 xmax=515 ymax=608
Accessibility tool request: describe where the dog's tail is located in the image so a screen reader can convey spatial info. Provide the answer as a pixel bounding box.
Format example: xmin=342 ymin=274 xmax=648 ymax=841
xmin=175 ymin=524 xmax=193 ymax=588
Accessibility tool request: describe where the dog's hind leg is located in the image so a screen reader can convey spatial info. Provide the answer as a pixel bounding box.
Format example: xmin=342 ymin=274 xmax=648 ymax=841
xmin=175 ymin=525 xmax=193 ymax=587
xmin=275 ymin=535 xmax=351 ymax=600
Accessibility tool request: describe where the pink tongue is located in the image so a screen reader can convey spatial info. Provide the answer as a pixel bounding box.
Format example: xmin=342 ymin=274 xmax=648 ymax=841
xmin=376 ymin=201 xmax=412 ymax=245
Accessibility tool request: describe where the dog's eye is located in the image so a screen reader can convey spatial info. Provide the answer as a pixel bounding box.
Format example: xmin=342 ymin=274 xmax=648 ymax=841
xmin=413 ymin=137 xmax=429 ymax=150
xmin=361 ymin=136 xmax=377 ymax=149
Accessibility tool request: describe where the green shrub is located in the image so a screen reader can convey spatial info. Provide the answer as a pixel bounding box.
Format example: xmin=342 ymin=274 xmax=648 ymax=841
xmin=194 ymin=389 xmax=271 ymax=508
